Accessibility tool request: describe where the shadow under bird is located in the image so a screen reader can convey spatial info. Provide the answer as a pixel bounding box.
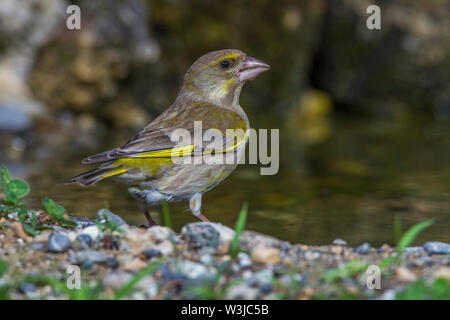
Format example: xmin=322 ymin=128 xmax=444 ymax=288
xmin=62 ymin=49 xmax=270 ymax=226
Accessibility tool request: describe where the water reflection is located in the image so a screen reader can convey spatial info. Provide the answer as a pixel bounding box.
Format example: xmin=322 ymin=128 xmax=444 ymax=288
xmin=2 ymin=114 xmax=449 ymax=246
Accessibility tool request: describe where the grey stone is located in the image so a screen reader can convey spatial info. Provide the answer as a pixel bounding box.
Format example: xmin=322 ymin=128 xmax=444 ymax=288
xmin=46 ymin=232 xmax=72 ymax=253
xmin=29 ymin=242 xmax=43 ymax=251
xmin=251 ymin=269 xmax=274 ymax=287
xmin=237 ymin=252 xmax=252 ymax=269
xmin=18 ymin=282 xmax=37 ymax=293
xmin=76 ymin=234 xmax=92 ymax=247
xmin=225 ymin=284 xmax=259 ymax=300
xmin=103 ymin=272 xmax=132 ymax=289
xmin=69 ymin=217 xmax=96 ymax=230
xmin=403 ymin=247 xmax=424 ymax=255
xmin=423 ymin=242 xmax=450 ymax=255
xmin=181 ymin=223 xmax=220 ymax=253
xmin=199 ymin=254 xmax=213 ymax=266
xmin=68 ymin=250 xmax=111 ymax=266
xmin=141 ymin=248 xmax=162 ymax=259
xmin=106 ymin=257 xmax=120 ymax=269
xmin=96 ymin=208 xmax=127 ymax=226
xmin=177 ymin=260 xmax=213 ymax=279
xmin=355 ymin=242 xmax=371 ymax=255
xmin=332 ymin=238 xmax=347 ymax=246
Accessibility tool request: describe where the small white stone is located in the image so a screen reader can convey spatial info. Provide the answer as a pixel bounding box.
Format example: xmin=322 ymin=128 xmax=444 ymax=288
xmin=80 ymin=225 xmax=100 ymax=241
xmin=177 ymin=260 xmax=210 ymax=279
xmin=154 ymin=240 xmax=174 ymax=256
xmin=211 ymin=223 xmax=235 ymax=243
xmin=67 ymin=231 xmax=77 ymax=242
xmin=200 ymin=254 xmax=213 ymax=265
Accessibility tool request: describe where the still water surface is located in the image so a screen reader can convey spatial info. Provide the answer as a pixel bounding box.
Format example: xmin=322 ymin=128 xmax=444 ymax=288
xmin=4 ymin=114 xmax=449 ymax=246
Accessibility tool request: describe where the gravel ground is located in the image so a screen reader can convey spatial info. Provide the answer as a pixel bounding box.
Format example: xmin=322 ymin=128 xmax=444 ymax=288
xmin=0 ymin=209 xmax=449 ymax=300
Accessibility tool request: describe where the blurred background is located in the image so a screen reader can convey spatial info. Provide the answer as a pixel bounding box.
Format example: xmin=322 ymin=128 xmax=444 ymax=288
xmin=0 ymin=0 xmax=449 ymax=246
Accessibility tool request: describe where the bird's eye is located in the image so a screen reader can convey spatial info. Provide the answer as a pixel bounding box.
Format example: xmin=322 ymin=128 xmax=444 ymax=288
xmin=220 ymin=59 xmax=231 ymax=69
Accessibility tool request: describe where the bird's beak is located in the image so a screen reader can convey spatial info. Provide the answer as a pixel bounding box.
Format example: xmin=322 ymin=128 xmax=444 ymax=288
xmin=237 ymin=55 xmax=270 ymax=82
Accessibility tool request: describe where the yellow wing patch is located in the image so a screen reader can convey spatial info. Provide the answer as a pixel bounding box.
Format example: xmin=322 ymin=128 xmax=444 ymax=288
xmin=128 ymin=145 xmax=195 ymax=158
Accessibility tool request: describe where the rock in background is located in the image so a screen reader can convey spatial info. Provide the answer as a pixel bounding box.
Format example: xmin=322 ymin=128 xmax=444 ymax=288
xmin=0 ymin=0 xmax=67 ymax=132
xmin=29 ymin=0 xmax=160 ymax=131
xmin=2 ymin=0 xmax=449 ymax=135
xmin=310 ymin=0 xmax=450 ymax=117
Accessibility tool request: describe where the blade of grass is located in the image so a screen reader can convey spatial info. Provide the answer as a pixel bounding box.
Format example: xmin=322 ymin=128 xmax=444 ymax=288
xmin=161 ymin=199 xmax=172 ymax=229
xmin=397 ymin=219 xmax=435 ymax=254
xmin=230 ymin=203 xmax=248 ymax=259
xmin=381 ymin=218 xmax=435 ymax=270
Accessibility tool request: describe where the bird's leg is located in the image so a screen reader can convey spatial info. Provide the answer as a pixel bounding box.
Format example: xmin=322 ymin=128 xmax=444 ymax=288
xmin=139 ymin=201 xmax=158 ymax=227
xmin=144 ymin=210 xmax=158 ymax=227
xmin=189 ymin=192 xmax=211 ymax=223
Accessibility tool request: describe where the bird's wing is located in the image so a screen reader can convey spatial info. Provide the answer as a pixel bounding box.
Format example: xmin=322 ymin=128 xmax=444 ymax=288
xmin=82 ymin=100 xmax=248 ymax=164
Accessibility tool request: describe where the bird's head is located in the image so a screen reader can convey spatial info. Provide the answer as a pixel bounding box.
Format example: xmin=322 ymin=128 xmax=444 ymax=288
xmin=180 ymin=49 xmax=270 ymax=105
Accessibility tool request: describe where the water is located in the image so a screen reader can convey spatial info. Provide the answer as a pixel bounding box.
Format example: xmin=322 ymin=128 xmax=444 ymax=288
xmin=2 ymin=114 xmax=449 ymax=246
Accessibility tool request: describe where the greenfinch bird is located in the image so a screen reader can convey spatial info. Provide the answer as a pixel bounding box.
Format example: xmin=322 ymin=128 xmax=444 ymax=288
xmin=62 ymin=49 xmax=270 ymax=225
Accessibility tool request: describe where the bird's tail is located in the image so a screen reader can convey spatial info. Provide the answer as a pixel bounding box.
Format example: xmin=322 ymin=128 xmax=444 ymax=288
xmin=60 ymin=166 xmax=127 ymax=186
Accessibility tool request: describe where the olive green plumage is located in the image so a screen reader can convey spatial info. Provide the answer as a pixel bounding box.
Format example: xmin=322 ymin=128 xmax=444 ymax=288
xmin=62 ymin=49 xmax=270 ymax=225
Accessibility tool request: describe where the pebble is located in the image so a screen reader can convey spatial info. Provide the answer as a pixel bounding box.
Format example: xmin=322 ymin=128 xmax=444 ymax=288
xmin=395 ymin=267 xmax=417 ymax=282
xmin=226 ymin=284 xmax=259 ymax=300
xmin=33 ymin=232 xmax=51 ymax=242
xmin=330 ymin=246 xmax=343 ymax=255
xmin=46 ymin=232 xmax=72 ymax=253
xmin=237 ymin=252 xmax=252 ymax=269
xmin=119 ymin=240 xmax=130 ymax=251
xmin=141 ymin=248 xmax=162 ymax=259
xmin=154 ymin=240 xmax=174 ymax=256
xmin=70 ymin=217 xmax=96 ymax=230
xmin=432 ymin=267 xmax=450 ymax=281
xmin=79 ymin=225 xmax=100 ymax=241
xmin=76 ymin=234 xmax=92 ymax=247
xmin=103 ymin=272 xmax=132 ymax=289
xmin=158 ymin=264 xmax=188 ymax=283
xmin=181 ymin=223 xmax=220 ymax=253
xmin=177 ymin=260 xmax=212 ymax=279
xmin=239 ymin=231 xmax=291 ymax=253
xmin=423 ymin=242 xmax=450 ymax=255
xmin=11 ymin=222 xmax=32 ymax=242
xmin=211 ymin=223 xmax=236 ymax=243
xmin=200 ymin=254 xmax=213 ymax=266
xmin=96 ymin=208 xmax=127 ymax=226
xmin=304 ymin=250 xmax=321 ymax=260
xmin=403 ymin=247 xmax=424 ymax=255
xmin=124 ymin=258 xmax=147 ymax=271
xmin=409 ymin=256 xmax=434 ymax=268
xmin=279 ymin=273 xmax=302 ymax=287
xmin=124 ymin=228 xmax=168 ymax=253
xmin=260 ymin=283 xmax=272 ymax=293
xmin=68 ymin=250 xmax=110 ymax=266
xmin=29 ymin=242 xmax=43 ymax=250
xmin=332 ymin=239 xmax=347 ymax=246
xmin=107 ymin=258 xmax=120 ymax=269
xmin=147 ymin=226 xmax=173 ymax=243
xmin=251 ymin=269 xmax=274 ymax=286
xmin=355 ymin=242 xmax=371 ymax=255
xmin=378 ymin=289 xmax=396 ymax=300
xmin=251 ymin=246 xmax=280 ymax=265
xmin=18 ymin=282 xmax=37 ymax=294
xmin=66 ymin=231 xmax=78 ymax=242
